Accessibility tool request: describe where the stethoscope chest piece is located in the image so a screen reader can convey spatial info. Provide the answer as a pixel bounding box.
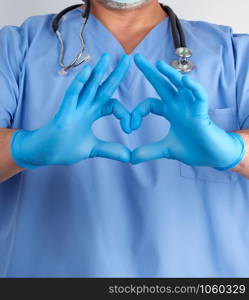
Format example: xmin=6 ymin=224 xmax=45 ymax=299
xmin=171 ymin=47 xmax=195 ymax=73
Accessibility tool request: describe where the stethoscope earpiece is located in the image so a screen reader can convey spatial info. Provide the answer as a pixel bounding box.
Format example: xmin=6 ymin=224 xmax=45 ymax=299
xmin=53 ymin=1 xmax=92 ymax=75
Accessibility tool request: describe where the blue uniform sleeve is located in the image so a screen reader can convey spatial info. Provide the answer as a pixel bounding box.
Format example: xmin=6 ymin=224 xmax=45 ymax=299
xmin=232 ymin=33 xmax=249 ymax=129
xmin=0 ymin=25 xmax=27 ymax=128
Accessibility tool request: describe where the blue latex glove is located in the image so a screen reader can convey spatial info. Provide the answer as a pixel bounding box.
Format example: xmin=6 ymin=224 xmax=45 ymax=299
xmin=131 ymin=54 xmax=245 ymax=170
xmin=11 ymin=53 xmax=132 ymax=169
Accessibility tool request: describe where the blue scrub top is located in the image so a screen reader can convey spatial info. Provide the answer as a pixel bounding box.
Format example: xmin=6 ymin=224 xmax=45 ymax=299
xmin=0 ymin=7 xmax=249 ymax=277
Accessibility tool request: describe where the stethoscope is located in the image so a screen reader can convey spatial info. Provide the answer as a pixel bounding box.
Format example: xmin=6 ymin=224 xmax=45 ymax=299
xmin=52 ymin=0 xmax=195 ymax=75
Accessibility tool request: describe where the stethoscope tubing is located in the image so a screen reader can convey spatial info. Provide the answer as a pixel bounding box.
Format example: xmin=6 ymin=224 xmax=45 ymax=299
xmin=52 ymin=1 xmax=194 ymax=74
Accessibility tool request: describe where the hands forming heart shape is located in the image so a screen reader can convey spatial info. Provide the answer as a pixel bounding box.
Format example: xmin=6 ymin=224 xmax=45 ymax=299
xmin=11 ymin=53 xmax=245 ymax=170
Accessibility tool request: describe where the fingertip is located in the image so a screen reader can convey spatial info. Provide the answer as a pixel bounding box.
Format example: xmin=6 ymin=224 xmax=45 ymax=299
xmin=119 ymin=54 xmax=131 ymax=72
xmin=102 ymin=52 xmax=111 ymax=59
xmin=127 ymin=126 xmax=132 ymax=134
xmin=131 ymin=116 xmax=141 ymax=131
xmin=121 ymin=121 xmax=132 ymax=134
xmin=101 ymin=53 xmax=111 ymax=64
xmin=131 ymin=123 xmax=140 ymax=131
xmin=158 ymin=60 xmax=183 ymax=78
xmin=83 ymin=64 xmax=92 ymax=76
xmin=131 ymin=150 xmax=140 ymax=165
xmin=77 ymin=64 xmax=92 ymax=79
xmin=121 ymin=54 xmax=131 ymax=63
xmin=182 ymin=75 xmax=191 ymax=85
xmin=126 ymin=130 xmax=132 ymax=135
xmin=83 ymin=64 xmax=92 ymax=70
xmin=78 ymin=65 xmax=92 ymax=75
xmin=134 ymin=53 xmax=144 ymax=64
xmin=119 ymin=147 xmax=131 ymax=163
xmin=125 ymin=119 xmax=133 ymax=134
xmin=134 ymin=53 xmax=141 ymax=59
xmin=156 ymin=60 xmax=166 ymax=68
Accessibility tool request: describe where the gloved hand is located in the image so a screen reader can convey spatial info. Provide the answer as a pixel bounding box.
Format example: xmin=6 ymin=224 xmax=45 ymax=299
xmin=131 ymin=54 xmax=245 ymax=170
xmin=11 ymin=53 xmax=132 ymax=169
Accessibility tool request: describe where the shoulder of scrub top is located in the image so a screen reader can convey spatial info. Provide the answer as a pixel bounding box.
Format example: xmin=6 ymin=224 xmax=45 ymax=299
xmin=0 ymin=7 xmax=83 ymax=53
xmin=0 ymin=13 xmax=56 ymax=34
xmin=179 ymin=18 xmax=249 ymax=46
xmin=0 ymin=13 xmax=55 ymax=56
xmin=179 ymin=18 xmax=249 ymax=68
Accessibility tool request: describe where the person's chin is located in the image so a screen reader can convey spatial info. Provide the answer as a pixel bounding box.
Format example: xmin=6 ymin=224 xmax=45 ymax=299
xmin=96 ymin=0 xmax=150 ymax=11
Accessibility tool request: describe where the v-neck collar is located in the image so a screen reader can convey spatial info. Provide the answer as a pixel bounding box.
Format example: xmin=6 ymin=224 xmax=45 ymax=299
xmin=75 ymin=7 xmax=170 ymax=57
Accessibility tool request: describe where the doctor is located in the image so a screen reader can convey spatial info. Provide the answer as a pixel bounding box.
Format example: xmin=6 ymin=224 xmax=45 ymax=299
xmin=0 ymin=0 xmax=249 ymax=277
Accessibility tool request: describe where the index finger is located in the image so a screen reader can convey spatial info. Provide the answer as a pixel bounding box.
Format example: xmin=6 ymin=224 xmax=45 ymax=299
xmin=96 ymin=54 xmax=131 ymax=100
xmin=134 ymin=53 xmax=177 ymax=100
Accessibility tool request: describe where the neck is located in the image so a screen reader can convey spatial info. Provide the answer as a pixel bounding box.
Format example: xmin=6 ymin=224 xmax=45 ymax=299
xmin=87 ymin=0 xmax=167 ymax=32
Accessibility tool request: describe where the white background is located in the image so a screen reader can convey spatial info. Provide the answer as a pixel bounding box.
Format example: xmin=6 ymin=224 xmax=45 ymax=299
xmin=0 ymin=0 xmax=248 ymax=33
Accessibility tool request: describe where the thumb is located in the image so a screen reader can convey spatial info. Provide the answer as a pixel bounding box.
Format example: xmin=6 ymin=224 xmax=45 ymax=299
xmin=131 ymin=139 xmax=171 ymax=165
xmin=90 ymin=139 xmax=131 ymax=163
